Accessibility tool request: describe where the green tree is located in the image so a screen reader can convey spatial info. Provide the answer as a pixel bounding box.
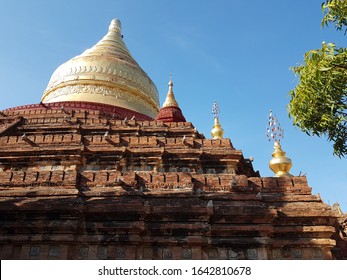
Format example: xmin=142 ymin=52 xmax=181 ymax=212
xmin=321 ymin=0 xmax=347 ymax=32
xmin=288 ymin=0 xmax=347 ymax=157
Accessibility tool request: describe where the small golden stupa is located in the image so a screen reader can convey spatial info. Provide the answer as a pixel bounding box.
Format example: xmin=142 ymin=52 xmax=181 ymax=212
xmin=211 ymin=101 xmax=224 ymax=139
xmin=154 ymin=75 xmax=186 ymax=123
xmin=266 ymin=110 xmax=292 ymax=177
xmin=162 ymin=75 xmax=179 ymax=108
xmin=41 ymin=19 xmax=159 ymax=118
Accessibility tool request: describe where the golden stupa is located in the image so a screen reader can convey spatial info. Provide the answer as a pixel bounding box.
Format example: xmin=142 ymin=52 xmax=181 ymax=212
xmin=211 ymin=117 xmax=224 ymax=140
xmin=41 ymin=19 xmax=159 ymax=118
xmin=154 ymin=75 xmax=187 ymax=123
xmin=269 ymin=140 xmax=292 ymax=177
xmin=162 ymin=76 xmax=179 ymax=108
xmin=266 ymin=110 xmax=292 ymax=177
xmin=211 ymin=101 xmax=224 ymax=140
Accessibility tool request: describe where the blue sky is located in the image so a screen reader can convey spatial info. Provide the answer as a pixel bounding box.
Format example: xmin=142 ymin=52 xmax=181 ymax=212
xmin=0 ymin=0 xmax=346 ymax=212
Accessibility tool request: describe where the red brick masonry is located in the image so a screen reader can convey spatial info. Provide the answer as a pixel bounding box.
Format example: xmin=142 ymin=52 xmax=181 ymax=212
xmin=0 ymin=105 xmax=345 ymax=259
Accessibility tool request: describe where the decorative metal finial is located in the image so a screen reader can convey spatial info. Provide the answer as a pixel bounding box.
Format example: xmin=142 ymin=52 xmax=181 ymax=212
xmin=266 ymin=109 xmax=284 ymax=142
xmin=211 ymin=101 xmax=224 ymax=139
xmin=266 ymin=109 xmax=292 ymax=177
xmin=168 ymin=73 xmax=173 ymax=88
xmin=212 ymin=101 xmax=220 ymax=119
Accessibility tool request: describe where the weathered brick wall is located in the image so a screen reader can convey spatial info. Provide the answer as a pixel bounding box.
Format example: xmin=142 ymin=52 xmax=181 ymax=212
xmin=0 ymin=106 xmax=343 ymax=260
xmin=0 ymin=171 xmax=339 ymax=260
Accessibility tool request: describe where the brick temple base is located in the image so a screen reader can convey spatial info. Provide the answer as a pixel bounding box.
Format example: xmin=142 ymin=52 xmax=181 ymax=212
xmin=0 ymin=105 xmax=345 ymax=259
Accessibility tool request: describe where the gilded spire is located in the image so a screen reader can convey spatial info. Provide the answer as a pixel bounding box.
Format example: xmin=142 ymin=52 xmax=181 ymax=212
xmin=267 ymin=110 xmax=292 ymax=177
xmin=162 ymin=74 xmax=179 ymax=108
xmin=80 ymin=18 xmax=132 ymax=60
xmin=211 ymin=101 xmax=224 ymax=139
xmin=154 ymin=75 xmax=186 ymax=123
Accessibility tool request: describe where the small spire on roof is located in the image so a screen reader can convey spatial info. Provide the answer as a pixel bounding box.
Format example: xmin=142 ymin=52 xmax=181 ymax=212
xmin=154 ymin=74 xmax=186 ymax=123
xmin=267 ymin=109 xmax=292 ymax=177
xmin=162 ymin=74 xmax=179 ymax=108
xmin=211 ymin=101 xmax=224 ymax=139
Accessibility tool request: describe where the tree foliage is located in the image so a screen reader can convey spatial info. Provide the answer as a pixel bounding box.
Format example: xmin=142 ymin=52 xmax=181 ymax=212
xmin=288 ymin=0 xmax=347 ymax=157
xmin=322 ymin=0 xmax=347 ymax=33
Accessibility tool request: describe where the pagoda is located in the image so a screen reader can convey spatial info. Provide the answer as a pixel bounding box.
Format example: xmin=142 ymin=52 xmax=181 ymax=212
xmin=0 ymin=19 xmax=345 ymax=260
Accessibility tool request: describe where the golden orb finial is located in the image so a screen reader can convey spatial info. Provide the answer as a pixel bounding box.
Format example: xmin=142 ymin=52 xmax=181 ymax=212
xmin=267 ymin=110 xmax=292 ymax=177
xmin=211 ymin=101 xmax=224 ymax=139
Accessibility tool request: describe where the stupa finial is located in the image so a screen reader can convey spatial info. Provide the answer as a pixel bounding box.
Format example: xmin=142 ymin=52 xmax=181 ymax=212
xmin=162 ymin=74 xmax=179 ymax=107
xmin=266 ymin=109 xmax=292 ymax=177
xmin=169 ymin=73 xmax=173 ymax=86
xmin=266 ymin=109 xmax=284 ymax=142
xmin=154 ymin=75 xmax=186 ymax=122
xmin=212 ymin=101 xmax=220 ymax=119
xmin=109 ymin=18 xmax=122 ymax=34
xmin=211 ymin=101 xmax=224 ymax=139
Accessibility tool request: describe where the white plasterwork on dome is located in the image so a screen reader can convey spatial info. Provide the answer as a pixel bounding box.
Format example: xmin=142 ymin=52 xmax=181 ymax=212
xmin=43 ymin=84 xmax=158 ymax=117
